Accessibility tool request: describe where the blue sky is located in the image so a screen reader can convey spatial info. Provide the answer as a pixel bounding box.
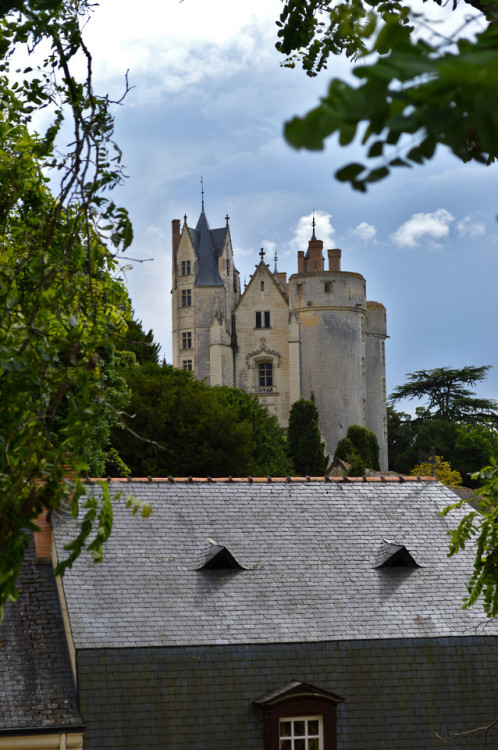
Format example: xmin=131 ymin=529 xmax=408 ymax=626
xmin=83 ymin=0 xmax=498 ymax=408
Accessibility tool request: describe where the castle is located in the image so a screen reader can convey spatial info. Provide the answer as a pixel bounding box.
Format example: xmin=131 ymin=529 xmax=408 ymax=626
xmin=172 ymin=205 xmax=388 ymax=470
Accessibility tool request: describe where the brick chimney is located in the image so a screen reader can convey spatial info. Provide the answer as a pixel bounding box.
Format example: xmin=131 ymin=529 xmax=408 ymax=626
xmin=297 ymin=251 xmax=305 ymax=273
xmin=33 ymin=507 xmax=52 ymax=565
xmin=328 ymin=248 xmax=341 ymax=272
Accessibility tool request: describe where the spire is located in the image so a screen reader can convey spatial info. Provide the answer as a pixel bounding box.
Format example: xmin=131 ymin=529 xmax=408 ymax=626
xmin=274 ymin=251 xmax=278 ymax=273
xmin=311 ymin=210 xmax=317 ymax=241
xmin=201 ymin=176 xmax=204 ymax=212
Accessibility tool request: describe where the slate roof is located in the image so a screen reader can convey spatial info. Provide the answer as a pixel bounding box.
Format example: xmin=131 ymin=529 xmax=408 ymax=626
xmin=0 ymin=541 xmax=83 ymax=733
xmin=188 ymin=210 xmax=224 ymax=286
xmin=52 ymin=478 xmax=498 ymax=650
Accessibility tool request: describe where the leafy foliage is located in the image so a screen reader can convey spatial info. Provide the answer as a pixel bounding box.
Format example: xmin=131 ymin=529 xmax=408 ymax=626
xmin=277 ymin=0 xmax=498 ymax=189
xmin=121 ymin=314 xmax=161 ymax=365
xmin=411 ymin=455 xmax=462 ymax=486
xmin=0 ymin=1 xmax=134 ymax=614
xmin=334 ymin=424 xmax=380 ymax=473
xmin=287 ymin=398 xmax=329 ymax=475
xmin=109 ymin=362 xmax=293 ymax=478
xmin=445 ymin=459 xmax=498 ymax=616
xmin=388 ymin=367 xmax=498 ymax=484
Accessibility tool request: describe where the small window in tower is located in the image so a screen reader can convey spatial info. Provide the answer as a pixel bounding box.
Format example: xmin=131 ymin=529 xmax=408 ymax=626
xmin=258 ymin=362 xmax=273 ymax=389
xmin=297 ymin=283 xmax=303 ymax=296
xmin=182 ymin=359 xmax=193 ymax=371
xmin=181 ymin=260 xmax=191 ymax=276
xmin=255 ymin=311 xmax=271 ymax=329
xmin=261 ymin=281 xmax=264 ymax=292
xmin=324 ymin=282 xmax=332 ymax=293
xmin=227 ymin=259 xmax=230 ymax=274
xmin=182 ymin=289 xmax=192 ymax=307
xmin=182 ymin=332 xmax=192 ymax=349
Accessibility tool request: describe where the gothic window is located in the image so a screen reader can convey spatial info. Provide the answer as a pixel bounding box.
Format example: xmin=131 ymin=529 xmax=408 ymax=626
xmin=258 ymin=362 xmax=273 ymax=389
xmin=182 ymin=360 xmax=193 ymax=371
xmin=182 ymin=289 xmax=192 ymax=307
xmin=182 ymin=332 xmax=192 ymax=349
xmin=256 ymin=311 xmax=270 ymax=328
xmin=181 ymin=260 xmax=191 ymax=276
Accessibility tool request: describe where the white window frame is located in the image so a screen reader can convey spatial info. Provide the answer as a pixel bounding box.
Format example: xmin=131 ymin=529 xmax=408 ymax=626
xmin=279 ymin=715 xmax=324 ymax=750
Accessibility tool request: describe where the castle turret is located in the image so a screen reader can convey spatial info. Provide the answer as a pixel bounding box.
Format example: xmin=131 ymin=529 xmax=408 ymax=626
xmin=288 ymin=223 xmax=388 ymax=469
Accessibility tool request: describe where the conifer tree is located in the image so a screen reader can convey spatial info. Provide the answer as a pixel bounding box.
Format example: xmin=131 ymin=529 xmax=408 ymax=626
xmin=287 ymin=398 xmax=328 ymax=476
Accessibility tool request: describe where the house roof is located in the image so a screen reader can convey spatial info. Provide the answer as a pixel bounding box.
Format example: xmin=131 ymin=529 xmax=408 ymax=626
xmin=0 ymin=542 xmax=83 ymax=734
xmin=52 ymin=478 xmax=498 ymax=651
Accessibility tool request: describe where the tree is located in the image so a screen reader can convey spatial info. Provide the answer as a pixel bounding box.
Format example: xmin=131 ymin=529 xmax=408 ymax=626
xmin=276 ymin=0 xmax=498 ymax=190
xmin=387 ymin=367 xmax=497 ymax=483
xmin=334 ymin=424 xmax=380 ymax=474
xmin=121 ymin=314 xmax=161 ymax=365
xmin=109 ymin=362 xmax=293 ymax=478
xmin=390 ymin=366 xmax=498 ymax=424
xmin=287 ymin=398 xmax=329 ymax=475
xmin=410 ymin=456 xmax=462 ymax=486
xmin=0 ymin=1 xmax=135 ymax=614
xmin=445 ymin=459 xmax=498 ymax=616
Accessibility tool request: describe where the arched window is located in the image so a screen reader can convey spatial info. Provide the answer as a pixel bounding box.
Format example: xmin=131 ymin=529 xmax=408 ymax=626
xmin=255 ymin=682 xmax=342 ymax=750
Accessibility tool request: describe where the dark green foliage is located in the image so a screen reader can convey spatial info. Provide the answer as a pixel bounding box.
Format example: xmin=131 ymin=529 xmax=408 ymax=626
xmin=287 ymin=398 xmax=328 ymax=476
xmin=277 ymin=0 xmax=498 ymax=190
xmin=388 ymin=367 xmax=498 ymax=485
xmin=121 ymin=315 xmax=161 ymax=365
xmin=109 ymin=363 xmax=293 ymax=478
xmin=333 ymin=425 xmax=380 ymax=474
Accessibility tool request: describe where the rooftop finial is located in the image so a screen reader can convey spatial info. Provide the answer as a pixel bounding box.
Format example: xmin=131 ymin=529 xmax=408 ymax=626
xmin=274 ymin=251 xmax=278 ymax=273
xmin=259 ymin=248 xmax=265 ymax=261
xmin=311 ymin=210 xmax=317 ymax=241
xmin=201 ymin=176 xmax=204 ymax=211
xmin=225 ymin=214 xmax=230 ymax=226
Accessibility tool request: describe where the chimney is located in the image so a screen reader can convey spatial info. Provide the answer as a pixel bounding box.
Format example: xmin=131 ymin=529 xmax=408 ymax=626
xmin=172 ymin=219 xmax=181 ymax=285
xmin=276 ymin=271 xmax=287 ymax=286
xmin=328 ymin=248 xmax=341 ymax=272
xmin=306 ymin=238 xmax=324 ymax=272
xmin=297 ymin=251 xmax=305 ymax=274
xmin=33 ymin=507 xmax=52 ymax=565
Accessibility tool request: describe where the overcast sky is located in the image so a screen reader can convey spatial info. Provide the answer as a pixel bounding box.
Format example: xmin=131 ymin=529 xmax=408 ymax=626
xmin=82 ymin=0 xmax=497 ymax=407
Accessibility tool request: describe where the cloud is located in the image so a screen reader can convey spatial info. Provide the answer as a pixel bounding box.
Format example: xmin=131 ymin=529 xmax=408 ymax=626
xmin=390 ymin=208 xmax=454 ymax=248
xmin=456 ymin=216 xmax=486 ymax=238
xmin=351 ymin=222 xmax=377 ymax=241
xmin=290 ymin=211 xmax=336 ymax=253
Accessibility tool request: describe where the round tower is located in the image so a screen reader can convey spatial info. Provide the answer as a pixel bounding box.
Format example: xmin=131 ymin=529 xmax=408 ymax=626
xmin=289 ymin=226 xmax=387 ymax=466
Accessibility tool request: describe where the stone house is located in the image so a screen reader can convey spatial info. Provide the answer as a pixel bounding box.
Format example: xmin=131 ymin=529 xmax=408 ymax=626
xmin=3 ymin=477 xmax=498 ymax=749
xmin=171 ymin=207 xmax=389 ymax=469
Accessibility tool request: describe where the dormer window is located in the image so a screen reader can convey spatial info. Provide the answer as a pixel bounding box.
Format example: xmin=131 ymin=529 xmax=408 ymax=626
xmin=374 ymin=540 xmax=420 ymax=569
xmin=181 ymin=260 xmax=191 ymax=276
xmin=196 ymin=540 xmax=245 ymax=572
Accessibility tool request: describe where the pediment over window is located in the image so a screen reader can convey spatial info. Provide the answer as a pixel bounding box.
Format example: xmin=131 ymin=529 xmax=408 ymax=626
xmin=255 ymin=681 xmax=343 ymax=707
xmin=246 ymin=338 xmax=281 ymax=369
xmin=374 ymin=539 xmax=421 ymax=569
xmin=195 ymin=540 xmax=245 ymax=571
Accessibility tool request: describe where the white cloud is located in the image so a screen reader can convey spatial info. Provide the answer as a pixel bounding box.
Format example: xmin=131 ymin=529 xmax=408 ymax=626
xmin=290 ymin=211 xmax=336 ymax=253
xmin=390 ymin=208 xmax=454 ymax=248
xmin=351 ymin=222 xmax=377 ymax=242
xmin=456 ymin=216 xmax=486 ymax=238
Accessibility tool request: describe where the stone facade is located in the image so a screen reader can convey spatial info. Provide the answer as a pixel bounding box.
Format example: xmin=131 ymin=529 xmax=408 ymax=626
xmin=172 ymin=209 xmax=388 ymax=469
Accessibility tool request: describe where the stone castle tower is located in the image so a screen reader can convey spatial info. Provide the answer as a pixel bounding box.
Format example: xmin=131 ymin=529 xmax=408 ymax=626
xmin=172 ymin=208 xmax=388 ymax=470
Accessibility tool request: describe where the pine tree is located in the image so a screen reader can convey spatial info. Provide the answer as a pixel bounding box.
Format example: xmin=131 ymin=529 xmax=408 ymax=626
xmin=287 ymin=398 xmax=329 ymax=476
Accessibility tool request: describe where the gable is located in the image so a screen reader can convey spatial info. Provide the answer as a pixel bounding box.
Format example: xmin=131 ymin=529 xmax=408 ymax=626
xmin=235 ymin=260 xmax=289 ymax=313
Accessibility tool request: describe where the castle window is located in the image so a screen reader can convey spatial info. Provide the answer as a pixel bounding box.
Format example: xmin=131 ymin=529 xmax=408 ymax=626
xmin=182 ymin=289 xmax=192 ymax=307
xmin=258 ymin=362 xmax=273 ymax=389
xmin=181 ymin=260 xmax=191 ymax=276
xmin=255 ymin=311 xmax=270 ymax=329
xmin=182 ymin=360 xmax=193 ymax=371
xmin=261 ymin=281 xmax=264 ymax=292
xmin=324 ymin=282 xmax=332 ymax=293
xmin=280 ymin=717 xmax=323 ymax=750
xmin=297 ymin=283 xmax=303 ymax=296
xmin=182 ymin=332 xmax=192 ymax=349
xmin=226 ymin=259 xmax=230 ymax=274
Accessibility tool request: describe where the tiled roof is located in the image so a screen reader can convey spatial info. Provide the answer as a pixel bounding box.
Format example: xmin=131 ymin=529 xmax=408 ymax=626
xmin=191 ymin=210 xmax=224 ymax=286
xmin=0 ymin=542 xmax=83 ymax=732
xmin=52 ymin=478 xmax=498 ymax=650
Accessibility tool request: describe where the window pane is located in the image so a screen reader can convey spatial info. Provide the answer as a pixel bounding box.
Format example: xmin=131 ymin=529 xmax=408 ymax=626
xmin=295 ymin=740 xmax=305 ymax=750
xmin=264 ymin=311 xmax=270 ymax=327
xmin=255 ymin=311 xmax=261 ymax=328
xmin=280 ymin=722 xmax=292 ymax=738
xmin=294 ymin=721 xmax=305 ymax=736
xmin=308 ymin=720 xmax=319 ymax=736
xmin=308 ymin=739 xmax=319 ymax=750
xmin=280 ymin=742 xmax=291 ymax=750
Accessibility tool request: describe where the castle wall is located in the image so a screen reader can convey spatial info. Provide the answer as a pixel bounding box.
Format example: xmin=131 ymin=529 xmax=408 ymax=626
xmin=365 ymin=302 xmax=388 ymax=470
xmin=234 ymin=262 xmax=290 ymax=425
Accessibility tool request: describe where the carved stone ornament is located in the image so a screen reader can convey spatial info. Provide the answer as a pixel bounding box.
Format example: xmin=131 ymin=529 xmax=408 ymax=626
xmin=213 ymin=298 xmax=224 ymax=325
xmin=246 ymin=337 xmax=281 ymax=369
